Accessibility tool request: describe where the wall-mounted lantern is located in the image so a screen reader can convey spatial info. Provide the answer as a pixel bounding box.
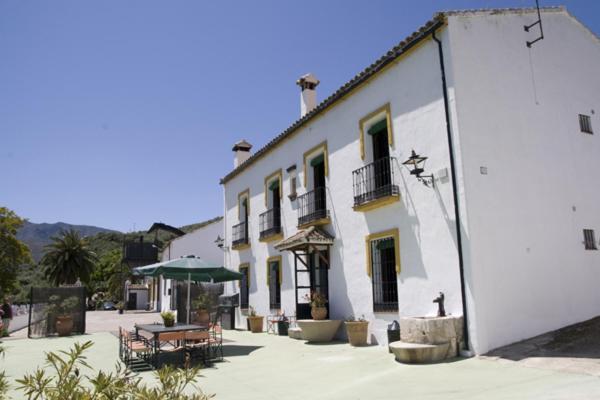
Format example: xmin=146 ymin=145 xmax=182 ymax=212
xmin=215 ymin=235 xmax=228 ymax=251
xmin=402 ymin=150 xmax=434 ymax=187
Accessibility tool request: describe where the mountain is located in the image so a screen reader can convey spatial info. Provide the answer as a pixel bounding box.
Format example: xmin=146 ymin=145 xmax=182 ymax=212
xmin=17 ymin=221 xmax=119 ymax=262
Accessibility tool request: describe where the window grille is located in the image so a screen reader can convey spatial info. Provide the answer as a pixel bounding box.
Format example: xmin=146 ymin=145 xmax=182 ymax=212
xmin=579 ymin=114 xmax=593 ymax=134
xmin=268 ymin=261 xmax=281 ymax=309
xmin=240 ymin=267 xmax=249 ymax=308
xmin=583 ymin=229 xmax=597 ymax=250
xmin=370 ymin=237 xmax=398 ymax=311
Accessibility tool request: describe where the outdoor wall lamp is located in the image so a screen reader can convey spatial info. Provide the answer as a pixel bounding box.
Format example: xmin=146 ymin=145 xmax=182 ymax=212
xmin=402 ymin=150 xmax=434 ymax=187
xmin=214 ymin=235 xmax=229 ymax=251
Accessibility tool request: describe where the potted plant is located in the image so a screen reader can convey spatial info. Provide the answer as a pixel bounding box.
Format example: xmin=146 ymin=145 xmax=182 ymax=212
xmin=116 ymin=301 xmax=124 ymax=314
xmin=47 ymin=295 xmax=80 ymax=336
xmin=160 ymin=311 xmax=175 ymax=327
xmin=345 ymin=315 xmax=369 ymax=346
xmin=247 ymin=307 xmax=264 ymax=333
xmin=192 ymin=293 xmax=212 ymax=325
xmin=304 ymin=292 xmax=328 ymax=320
xmin=277 ymin=312 xmax=289 ymax=336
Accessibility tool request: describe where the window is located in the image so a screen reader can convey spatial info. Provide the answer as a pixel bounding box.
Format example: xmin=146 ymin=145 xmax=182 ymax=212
xmin=239 ymin=263 xmax=250 ymax=308
xmin=583 ymin=229 xmax=597 ymax=250
xmin=366 ymin=229 xmax=400 ymax=312
xmin=233 ymin=190 xmax=250 ymax=248
xmin=359 ymin=103 xmax=393 ymax=160
xmin=302 ymin=141 xmax=328 ymax=188
xmin=290 ymin=176 xmax=297 ymax=198
xmin=267 ymin=256 xmax=282 ymax=310
xmin=579 ymin=114 xmax=593 ymax=134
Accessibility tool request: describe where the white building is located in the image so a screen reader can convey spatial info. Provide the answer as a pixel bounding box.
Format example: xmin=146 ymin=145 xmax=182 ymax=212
xmin=220 ymin=7 xmax=600 ymax=354
xmin=157 ymin=217 xmax=224 ymax=312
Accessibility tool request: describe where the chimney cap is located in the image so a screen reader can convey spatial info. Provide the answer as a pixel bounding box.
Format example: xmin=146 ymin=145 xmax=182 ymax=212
xmin=232 ymin=139 xmax=252 ymax=152
xmin=296 ymin=73 xmax=320 ymax=90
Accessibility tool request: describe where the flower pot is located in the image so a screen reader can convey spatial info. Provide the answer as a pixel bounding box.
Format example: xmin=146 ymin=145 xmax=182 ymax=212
xmin=247 ymin=316 xmax=264 ymax=333
xmin=163 ymin=319 xmax=175 ymax=327
xmin=118 ymin=309 xmax=124 ymax=314
xmin=345 ymin=321 xmax=369 ymax=346
xmin=311 ymin=307 xmax=328 ymax=320
xmin=196 ymin=309 xmax=211 ymax=325
xmin=55 ymin=315 xmax=74 ymax=336
xmin=277 ymin=321 xmax=289 ymax=336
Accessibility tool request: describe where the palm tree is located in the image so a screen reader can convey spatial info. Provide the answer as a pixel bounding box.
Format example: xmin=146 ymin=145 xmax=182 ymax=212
xmin=41 ymin=229 xmax=97 ymax=286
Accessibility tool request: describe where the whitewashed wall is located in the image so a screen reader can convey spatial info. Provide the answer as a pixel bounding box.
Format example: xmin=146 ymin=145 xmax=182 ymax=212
xmin=159 ymin=218 xmax=224 ymax=312
xmin=447 ymin=9 xmax=600 ymax=353
xmin=223 ymin=27 xmax=464 ymax=345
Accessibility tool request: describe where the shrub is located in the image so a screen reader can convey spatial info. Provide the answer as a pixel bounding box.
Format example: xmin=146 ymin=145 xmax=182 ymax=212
xmin=0 ymin=341 xmax=214 ymax=399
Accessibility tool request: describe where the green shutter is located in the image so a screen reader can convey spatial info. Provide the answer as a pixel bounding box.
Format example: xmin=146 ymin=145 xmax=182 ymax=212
xmin=367 ymin=119 xmax=387 ymax=136
xmin=310 ymin=153 xmax=324 ymax=167
xmin=376 ymin=238 xmax=395 ymax=250
xmin=268 ymin=179 xmax=279 ymax=191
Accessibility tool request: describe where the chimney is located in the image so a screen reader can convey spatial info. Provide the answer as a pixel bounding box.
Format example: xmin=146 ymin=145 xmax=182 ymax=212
xmin=296 ymin=73 xmax=320 ymax=117
xmin=232 ymin=140 xmax=252 ymax=168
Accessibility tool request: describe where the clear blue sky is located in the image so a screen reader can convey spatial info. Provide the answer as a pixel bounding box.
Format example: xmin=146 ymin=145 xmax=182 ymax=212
xmin=1 ymin=0 xmax=598 ymax=232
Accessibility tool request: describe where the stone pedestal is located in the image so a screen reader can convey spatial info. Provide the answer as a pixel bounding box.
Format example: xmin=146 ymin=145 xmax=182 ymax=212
xmin=296 ymin=320 xmax=342 ymax=342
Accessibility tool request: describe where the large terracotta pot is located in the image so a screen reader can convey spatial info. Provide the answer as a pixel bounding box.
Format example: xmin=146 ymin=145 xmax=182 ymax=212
xmin=56 ymin=315 xmax=74 ymax=336
xmin=311 ymin=307 xmax=328 ymax=320
xmin=345 ymin=321 xmax=369 ymax=346
xmin=247 ymin=316 xmax=264 ymax=333
xmin=196 ymin=309 xmax=211 ymax=325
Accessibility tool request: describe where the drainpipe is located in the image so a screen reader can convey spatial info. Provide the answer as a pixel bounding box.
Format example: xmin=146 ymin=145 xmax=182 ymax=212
xmin=432 ymin=29 xmax=470 ymax=351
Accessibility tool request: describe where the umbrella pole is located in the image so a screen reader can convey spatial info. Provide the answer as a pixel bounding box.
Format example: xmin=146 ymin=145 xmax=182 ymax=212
xmin=186 ymin=273 xmax=191 ymax=324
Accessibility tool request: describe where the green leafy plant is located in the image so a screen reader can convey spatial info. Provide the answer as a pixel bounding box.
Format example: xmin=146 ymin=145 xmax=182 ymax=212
xmin=248 ymin=306 xmax=258 ymax=317
xmin=304 ymin=291 xmax=328 ymax=308
xmin=192 ymin=293 xmax=212 ymax=311
xmin=47 ymin=295 xmax=79 ymax=316
xmin=116 ymin=301 xmax=124 ymax=311
xmin=161 ymin=310 xmax=176 ymax=326
xmin=3 ymin=341 xmax=214 ymax=399
xmin=41 ymin=229 xmax=98 ymax=286
xmin=345 ymin=315 xmax=367 ymax=322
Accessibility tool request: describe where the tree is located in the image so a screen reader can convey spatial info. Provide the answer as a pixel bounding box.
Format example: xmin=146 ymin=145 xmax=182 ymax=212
xmin=41 ymin=229 xmax=98 ymax=286
xmin=0 ymin=207 xmax=32 ymax=295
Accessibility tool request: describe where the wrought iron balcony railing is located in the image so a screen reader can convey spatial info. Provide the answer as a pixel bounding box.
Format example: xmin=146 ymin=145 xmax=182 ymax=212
xmin=232 ymin=221 xmax=249 ymax=247
xmin=352 ymin=156 xmax=399 ymax=208
xmin=297 ymin=186 xmax=329 ymax=227
xmin=259 ymin=207 xmax=281 ymax=240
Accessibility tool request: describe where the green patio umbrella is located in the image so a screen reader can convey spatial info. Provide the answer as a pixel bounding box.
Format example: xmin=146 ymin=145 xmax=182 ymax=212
xmin=133 ymin=255 xmax=242 ymax=324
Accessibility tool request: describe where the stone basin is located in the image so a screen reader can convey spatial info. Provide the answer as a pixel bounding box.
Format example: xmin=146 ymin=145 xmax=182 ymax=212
xmin=296 ymin=320 xmax=342 ymax=342
xmin=392 ymin=316 xmax=464 ymax=363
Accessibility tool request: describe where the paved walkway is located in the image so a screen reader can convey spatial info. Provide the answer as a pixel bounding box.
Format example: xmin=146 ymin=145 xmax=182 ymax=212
xmin=3 ymin=312 xmax=600 ymax=398
xmin=2 ymin=327 xmax=600 ymax=399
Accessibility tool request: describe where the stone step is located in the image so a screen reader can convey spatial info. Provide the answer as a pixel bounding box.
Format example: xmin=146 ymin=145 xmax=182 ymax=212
xmin=288 ymin=327 xmax=303 ymax=340
xmin=389 ymin=341 xmax=450 ymax=364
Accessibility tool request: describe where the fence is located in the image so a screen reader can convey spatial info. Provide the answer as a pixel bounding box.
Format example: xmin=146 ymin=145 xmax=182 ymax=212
xmin=28 ymin=286 xmax=87 ymax=338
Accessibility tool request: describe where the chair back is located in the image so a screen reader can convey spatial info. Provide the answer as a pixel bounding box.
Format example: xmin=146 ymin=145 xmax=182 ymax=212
xmin=158 ymin=331 xmax=185 ymax=342
xmin=185 ymin=330 xmax=210 ymax=341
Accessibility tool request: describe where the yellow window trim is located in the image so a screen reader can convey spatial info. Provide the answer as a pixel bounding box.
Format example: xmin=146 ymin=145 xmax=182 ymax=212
xmin=359 ymin=103 xmax=393 ymax=160
xmin=237 ymin=189 xmax=250 ymax=220
xmin=263 ymin=169 xmax=283 ymax=207
xmin=365 ymin=228 xmax=400 ymax=277
xmin=266 ymin=255 xmax=282 ymax=285
xmin=238 ymin=263 xmax=250 ymax=288
xmin=303 ymin=141 xmax=329 ymax=187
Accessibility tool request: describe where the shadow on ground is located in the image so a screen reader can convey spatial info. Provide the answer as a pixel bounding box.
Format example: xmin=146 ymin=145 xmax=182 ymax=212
xmin=486 ymin=316 xmax=600 ymax=361
xmin=222 ymin=344 xmax=263 ymax=357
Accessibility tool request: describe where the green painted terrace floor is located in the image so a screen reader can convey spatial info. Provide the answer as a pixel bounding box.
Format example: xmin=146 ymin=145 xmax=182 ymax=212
xmin=2 ymin=330 xmax=600 ymax=399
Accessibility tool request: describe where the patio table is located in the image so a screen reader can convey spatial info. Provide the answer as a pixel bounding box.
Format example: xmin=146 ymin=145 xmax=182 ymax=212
xmin=135 ymin=322 xmax=209 ymax=368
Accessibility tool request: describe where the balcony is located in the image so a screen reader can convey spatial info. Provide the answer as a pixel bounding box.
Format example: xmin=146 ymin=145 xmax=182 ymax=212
xmin=259 ymin=208 xmax=282 ymax=242
xmin=297 ymin=186 xmax=330 ymax=228
xmin=352 ymin=156 xmax=400 ymax=212
xmin=232 ymin=221 xmax=250 ymax=250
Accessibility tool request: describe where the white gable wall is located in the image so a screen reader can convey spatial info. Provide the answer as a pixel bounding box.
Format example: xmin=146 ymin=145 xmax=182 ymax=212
xmin=447 ymin=9 xmax=600 ymax=353
xmin=159 ymin=219 xmax=224 ymax=312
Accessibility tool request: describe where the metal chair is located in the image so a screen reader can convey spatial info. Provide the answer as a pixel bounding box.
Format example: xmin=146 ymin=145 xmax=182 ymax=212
xmin=154 ymin=331 xmax=186 ymax=368
xmin=184 ymin=330 xmax=210 ymax=366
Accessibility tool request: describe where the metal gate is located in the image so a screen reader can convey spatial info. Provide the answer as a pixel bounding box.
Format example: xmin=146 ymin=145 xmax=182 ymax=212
xmin=28 ymin=286 xmax=87 ymax=338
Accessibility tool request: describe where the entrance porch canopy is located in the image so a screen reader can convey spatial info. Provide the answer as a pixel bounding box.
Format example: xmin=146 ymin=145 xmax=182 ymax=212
xmin=275 ymin=226 xmax=334 ymax=320
xmin=274 ymin=226 xmax=334 ymax=252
